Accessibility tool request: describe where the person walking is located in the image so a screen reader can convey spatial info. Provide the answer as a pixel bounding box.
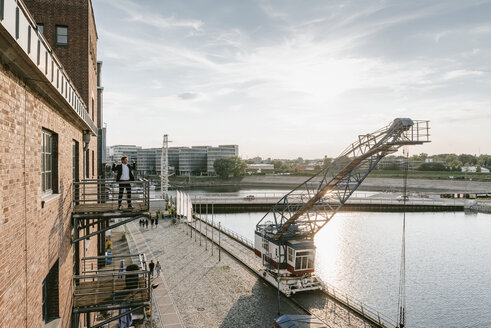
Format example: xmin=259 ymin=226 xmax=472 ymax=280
xmin=155 ymin=261 xmax=161 ymax=277
xmin=149 ymin=260 xmax=155 ymax=277
xmin=112 ymin=156 xmax=136 ymax=210
xmin=119 ymin=260 xmax=126 ymax=279
xmin=145 ymin=219 xmax=149 ymax=228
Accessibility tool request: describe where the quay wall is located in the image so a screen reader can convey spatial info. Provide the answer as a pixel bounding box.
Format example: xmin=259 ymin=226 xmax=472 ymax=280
xmin=171 ymin=175 xmax=491 ymax=193
xmin=193 ymin=202 xmax=464 ymax=214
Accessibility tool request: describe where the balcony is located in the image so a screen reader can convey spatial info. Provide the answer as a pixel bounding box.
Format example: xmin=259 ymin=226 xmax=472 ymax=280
xmin=73 ymin=179 xmax=150 ymax=218
xmin=73 ymin=254 xmax=151 ymax=314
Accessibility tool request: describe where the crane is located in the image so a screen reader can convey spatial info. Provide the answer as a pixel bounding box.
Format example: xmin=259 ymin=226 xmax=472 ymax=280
xmin=254 ymin=118 xmax=430 ymax=296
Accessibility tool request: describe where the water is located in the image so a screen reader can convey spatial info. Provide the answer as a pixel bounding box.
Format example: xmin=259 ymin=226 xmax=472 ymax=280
xmin=214 ymin=211 xmax=491 ymax=328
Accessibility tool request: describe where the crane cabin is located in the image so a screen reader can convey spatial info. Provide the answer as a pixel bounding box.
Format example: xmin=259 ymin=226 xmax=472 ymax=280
xmin=254 ymin=225 xmax=323 ymax=296
xmin=254 ymin=229 xmax=315 ymax=275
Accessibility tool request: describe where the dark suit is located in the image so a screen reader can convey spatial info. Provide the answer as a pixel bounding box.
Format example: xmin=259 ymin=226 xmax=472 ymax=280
xmin=112 ymin=162 xmax=136 ymax=208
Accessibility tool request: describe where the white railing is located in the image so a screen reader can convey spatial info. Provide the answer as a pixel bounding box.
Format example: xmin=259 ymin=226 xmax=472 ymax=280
xmin=322 ymin=282 xmax=398 ymax=327
xmin=192 ymin=194 xmax=465 ymax=207
xmin=0 ymin=0 xmax=97 ymax=134
xmin=198 ymin=215 xmax=255 ymax=249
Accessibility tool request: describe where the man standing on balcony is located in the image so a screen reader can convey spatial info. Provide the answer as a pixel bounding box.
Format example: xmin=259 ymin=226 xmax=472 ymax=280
xmin=113 ymin=156 xmax=136 ymax=210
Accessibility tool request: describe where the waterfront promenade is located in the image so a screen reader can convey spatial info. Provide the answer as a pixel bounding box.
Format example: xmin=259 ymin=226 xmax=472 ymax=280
xmin=124 ymin=218 xmax=388 ymax=327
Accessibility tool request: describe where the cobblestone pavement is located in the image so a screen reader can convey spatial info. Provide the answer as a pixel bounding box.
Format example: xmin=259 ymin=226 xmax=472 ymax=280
xmin=190 ymin=218 xmax=388 ymax=328
xmin=126 ymin=216 xmax=390 ymax=328
xmin=126 ymin=219 xmax=304 ymax=328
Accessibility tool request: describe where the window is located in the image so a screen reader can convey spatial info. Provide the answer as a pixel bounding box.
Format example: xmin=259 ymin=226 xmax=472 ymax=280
xmin=85 ymin=149 xmax=90 ymax=178
xmin=15 ymin=7 xmax=19 ymax=39
xmin=55 ymin=25 xmax=68 ymax=45
xmin=294 ymin=250 xmax=314 ymax=271
xmin=42 ymin=130 xmax=57 ymax=193
xmin=91 ymin=98 xmax=94 ymax=121
xmin=0 ymin=0 xmax=4 ymax=21
xmin=42 ymin=260 xmax=59 ymax=322
xmin=287 ymin=247 xmax=293 ymax=262
xmin=27 ymin=26 xmax=31 ymax=53
xmin=37 ymin=23 xmax=44 ymax=34
xmin=262 ymin=238 xmax=269 ymax=253
xmin=92 ymin=150 xmax=95 ymax=177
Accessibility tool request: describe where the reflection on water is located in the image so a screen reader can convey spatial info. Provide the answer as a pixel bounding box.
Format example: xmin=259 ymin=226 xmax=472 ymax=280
xmin=215 ymin=211 xmax=491 ymax=327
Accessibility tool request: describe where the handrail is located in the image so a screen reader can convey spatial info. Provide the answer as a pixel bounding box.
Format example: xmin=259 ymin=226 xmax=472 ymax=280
xmin=73 ymin=178 xmax=150 ymax=208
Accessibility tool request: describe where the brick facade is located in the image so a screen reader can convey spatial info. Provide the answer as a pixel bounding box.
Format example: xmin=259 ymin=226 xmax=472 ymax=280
xmin=0 ymin=0 xmax=101 ymax=326
xmin=23 ymin=0 xmax=99 ymax=128
xmin=0 ymin=61 xmax=98 ymax=327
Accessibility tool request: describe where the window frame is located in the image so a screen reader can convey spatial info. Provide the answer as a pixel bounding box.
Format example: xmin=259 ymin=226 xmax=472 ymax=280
xmin=294 ymin=250 xmax=315 ymax=271
xmin=55 ymin=25 xmax=68 ymax=45
xmin=42 ymin=129 xmax=58 ymax=194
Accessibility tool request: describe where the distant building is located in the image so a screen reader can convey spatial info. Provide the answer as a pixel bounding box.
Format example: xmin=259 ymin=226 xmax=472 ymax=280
xmin=179 ymin=146 xmax=209 ymax=176
xmin=137 ymin=147 xmax=159 ymax=175
xmin=106 ymin=144 xmax=239 ymax=176
xmin=461 ymin=166 xmax=490 ymax=173
xmin=248 ymin=164 xmax=274 ymax=171
xmin=207 ymin=145 xmax=239 ymax=174
xmin=251 ymin=156 xmax=263 ymax=164
xmin=107 ymin=145 xmax=141 ymax=163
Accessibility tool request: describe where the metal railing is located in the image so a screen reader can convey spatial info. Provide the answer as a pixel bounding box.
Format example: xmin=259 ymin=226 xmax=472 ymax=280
xmin=322 ymin=282 xmax=397 ymax=327
xmin=74 ymin=253 xmax=151 ymax=310
xmin=73 ymin=178 xmax=150 ymax=210
xmin=81 ymin=253 xmax=147 ymax=275
xmin=198 ymin=216 xmax=255 ymax=249
xmin=191 ymin=195 xmax=464 ymax=207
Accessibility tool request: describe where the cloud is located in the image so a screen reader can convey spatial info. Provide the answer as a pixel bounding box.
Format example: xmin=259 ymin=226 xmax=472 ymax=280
xmin=94 ymin=0 xmax=491 ymax=156
xmin=105 ymin=0 xmax=203 ymax=31
xmin=443 ymin=70 xmax=484 ymax=80
xmin=178 ymin=92 xmax=198 ymax=100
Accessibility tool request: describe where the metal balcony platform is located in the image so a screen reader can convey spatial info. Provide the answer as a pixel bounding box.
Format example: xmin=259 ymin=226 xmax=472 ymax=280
xmin=73 ymin=178 xmax=150 ymax=217
xmin=73 ymin=254 xmax=151 ymax=314
xmin=72 ymin=179 xmax=151 ymax=242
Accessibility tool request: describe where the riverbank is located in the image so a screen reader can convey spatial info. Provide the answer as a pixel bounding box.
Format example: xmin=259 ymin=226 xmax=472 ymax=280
xmin=170 ymin=175 xmax=491 ymax=193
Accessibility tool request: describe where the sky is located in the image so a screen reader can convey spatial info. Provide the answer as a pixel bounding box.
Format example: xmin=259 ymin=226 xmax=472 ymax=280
xmin=93 ymin=0 xmax=491 ymax=159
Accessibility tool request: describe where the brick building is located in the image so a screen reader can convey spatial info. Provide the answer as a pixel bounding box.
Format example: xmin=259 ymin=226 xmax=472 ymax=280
xmin=0 ymin=0 xmax=102 ymax=326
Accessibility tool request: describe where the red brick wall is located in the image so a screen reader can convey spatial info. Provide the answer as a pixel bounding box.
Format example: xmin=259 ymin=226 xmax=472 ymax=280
xmin=0 ymin=60 xmax=98 ymax=327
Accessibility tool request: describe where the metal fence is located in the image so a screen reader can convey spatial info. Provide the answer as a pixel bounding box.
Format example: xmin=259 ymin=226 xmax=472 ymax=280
xmin=198 ymin=216 xmax=255 ymax=249
xmin=322 ymin=282 xmax=397 ymax=327
xmin=73 ymin=178 xmax=150 ymax=209
xmin=73 ymin=253 xmax=151 ymax=310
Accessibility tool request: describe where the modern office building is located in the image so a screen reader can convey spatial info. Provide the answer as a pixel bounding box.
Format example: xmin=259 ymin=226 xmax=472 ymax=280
xmin=207 ymin=145 xmax=239 ymax=174
xmin=107 ymin=144 xmax=141 ymax=164
xmin=106 ymin=144 xmax=239 ymax=176
xmin=137 ymin=147 xmax=159 ymax=175
xmin=178 ymin=146 xmax=209 ymax=176
xmin=0 ymin=0 xmax=102 ymax=326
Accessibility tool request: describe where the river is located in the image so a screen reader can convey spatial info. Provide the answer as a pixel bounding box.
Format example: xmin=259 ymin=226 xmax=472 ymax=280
xmin=162 ymin=187 xmax=491 ymax=327
xmin=210 ymin=210 xmax=491 ymax=328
